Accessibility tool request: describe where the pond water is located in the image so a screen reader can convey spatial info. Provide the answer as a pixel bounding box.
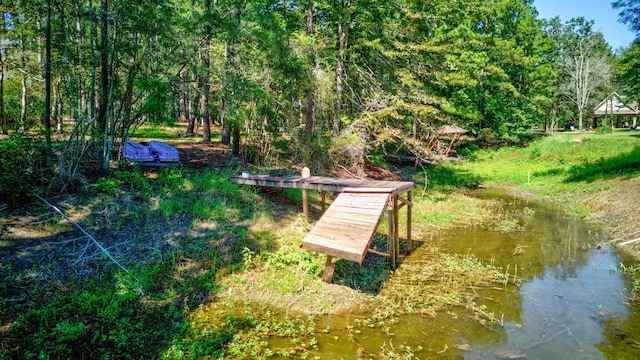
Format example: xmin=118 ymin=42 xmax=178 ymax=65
xmin=311 ymin=190 xmax=640 ymax=359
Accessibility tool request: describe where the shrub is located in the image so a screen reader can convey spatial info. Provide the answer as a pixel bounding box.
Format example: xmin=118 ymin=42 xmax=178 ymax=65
xmin=595 ymin=126 xmax=613 ymax=134
xmin=0 ymin=135 xmax=48 ymax=204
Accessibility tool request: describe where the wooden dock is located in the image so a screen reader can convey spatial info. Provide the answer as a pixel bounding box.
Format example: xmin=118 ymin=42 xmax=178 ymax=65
xmin=232 ymin=173 xmax=414 ymax=282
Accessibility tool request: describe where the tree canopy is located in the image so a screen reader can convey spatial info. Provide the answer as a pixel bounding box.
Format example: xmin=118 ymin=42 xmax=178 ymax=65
xmin=0 ymin=0 xmax=628 ymax=186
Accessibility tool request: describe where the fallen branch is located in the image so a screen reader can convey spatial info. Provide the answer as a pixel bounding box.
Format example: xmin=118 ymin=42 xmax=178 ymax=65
xmin=619 ymin=237 xmax=640 ymax=246
xmin=34 ymin=194 xmax=130 ymax=274
xmin=337 ymin=164 xmax=359 ymax=179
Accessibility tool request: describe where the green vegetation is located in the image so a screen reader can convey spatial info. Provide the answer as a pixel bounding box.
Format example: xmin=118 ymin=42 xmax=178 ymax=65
xmin=0 ymin=158 xmax=517 ymax=359
xmin=446 ymin=131 xmax=640 ymax=209
xmin=0 ymin=0 xmax=639 ymax=356
xmin=0 ymin=135 xmax=48 ymax=204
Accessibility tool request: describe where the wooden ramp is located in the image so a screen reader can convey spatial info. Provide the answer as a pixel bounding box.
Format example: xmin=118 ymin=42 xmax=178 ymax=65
xmin=301 ymin=189 xmax=392 ymax=264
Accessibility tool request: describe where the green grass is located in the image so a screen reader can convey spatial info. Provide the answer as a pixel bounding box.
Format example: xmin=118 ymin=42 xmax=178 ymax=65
xmin=131 ymin=123 xmax=222 ymax=142
xmin=453 ymin=131 xmax=640 ymax=198
xmin=4 ymin=130 xmax=639 ymax=359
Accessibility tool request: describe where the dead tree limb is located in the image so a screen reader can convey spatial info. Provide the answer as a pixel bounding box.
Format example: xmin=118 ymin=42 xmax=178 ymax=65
xmin=34 ymin=194 xmax=130 ymax=273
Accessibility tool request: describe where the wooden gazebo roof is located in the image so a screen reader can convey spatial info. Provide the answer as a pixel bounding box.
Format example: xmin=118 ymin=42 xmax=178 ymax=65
xmin=594 ymin=92 xmax=639 ymax=116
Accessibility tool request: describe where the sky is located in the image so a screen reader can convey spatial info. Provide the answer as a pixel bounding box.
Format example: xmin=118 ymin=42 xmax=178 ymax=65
xmin=534 ymin=0 xmax=636 ymax=50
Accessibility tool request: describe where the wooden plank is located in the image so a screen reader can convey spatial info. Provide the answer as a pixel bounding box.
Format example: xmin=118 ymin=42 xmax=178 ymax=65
xmin=232 ymin=174 xmax=414 ymax=193
xmin=301 ymin=191 xmax=390 ymax=264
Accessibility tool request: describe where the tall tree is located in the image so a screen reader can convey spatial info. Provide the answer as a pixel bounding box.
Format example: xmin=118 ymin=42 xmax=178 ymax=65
xmin=97 ymin=0 xmax=110 ymax=169
xmin=613 ymin=0 xmax=640 ymax=104
xmin=562 ymin=37 xmax=612 ymax=131
xmin=0 ymin=8 xmax=6 ymax=135
xmin=44 ymin=0 xmax=53 ymax=148
xmin=200 ymin=0 xmax=211 ymax=143
xmin=612 ymin=0 xmax=640 ymax=36
xmin=304 ymin=0 xmax=315 ymax=138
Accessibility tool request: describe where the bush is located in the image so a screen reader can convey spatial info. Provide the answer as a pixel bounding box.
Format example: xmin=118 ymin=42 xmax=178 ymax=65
xmin=595 ymin=126 xmax=613 ymax=134
xmin=0 ymin=135 xmax=48 ymax=204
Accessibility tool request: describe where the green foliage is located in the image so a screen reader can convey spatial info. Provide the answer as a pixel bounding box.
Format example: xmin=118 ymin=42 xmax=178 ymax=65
xmin=454 ymin=132 xmax=640 ymax=206
xmin=615 ymin=41 xmax=640 ymax=104
xmin=96 ymin=177 xmax=121 ymax=196
xmin=4 ymin=275 xmax=187 ymax=359
xmin=620 ymin=262 xmax=640 ymax=303
xmin=0 ymin=135 xmax=48 ymax=204
xmin=137 ymin=77 xmax=173 ymax=125
xmin=329 ymin=125 xmax=369 ymax=169
xmin=264 ymin=247 xmax=322 ymax=277
xmin=595 ymin=126 xmax=613 ymax=134
xmin=114 ymin=168 xmax=154 ymax=200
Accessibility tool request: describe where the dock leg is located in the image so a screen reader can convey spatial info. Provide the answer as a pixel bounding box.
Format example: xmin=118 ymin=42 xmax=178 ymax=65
xmin=302 ymin=189 xmax=310 ymax=222
xmin=302 ymin=167 xmax=311 ymax=222
xmin=322 ymin=256 xmax=336 ymax=283
xmin=321 ymin=190 xmax=327 ymax=214
xmin=393 ymin=195 xmax=399 ymax=264
xmin=407 ymin=190 xmax=412 ymax=254
xmin=388 ymin=208 xmax=396 ymax=270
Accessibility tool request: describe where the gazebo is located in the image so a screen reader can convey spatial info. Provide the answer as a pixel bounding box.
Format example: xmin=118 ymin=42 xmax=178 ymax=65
xmin=593 ymin=92 xmax=639 ymax=128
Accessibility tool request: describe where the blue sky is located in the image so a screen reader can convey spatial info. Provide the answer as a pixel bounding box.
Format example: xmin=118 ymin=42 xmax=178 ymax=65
xmin=534 ymin=0 xmax=636 ymax=50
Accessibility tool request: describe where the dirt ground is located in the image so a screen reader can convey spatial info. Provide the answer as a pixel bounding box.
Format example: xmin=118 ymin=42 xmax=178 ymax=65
xmin=588 ymin=176 xmax=640 ymax=258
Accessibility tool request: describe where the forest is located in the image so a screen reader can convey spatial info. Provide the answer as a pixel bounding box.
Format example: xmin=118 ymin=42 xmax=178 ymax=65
xmin=0 ymin=0 xmax=638 ymax=202
xmin=3 ymin=1 xmax=640 ymax=359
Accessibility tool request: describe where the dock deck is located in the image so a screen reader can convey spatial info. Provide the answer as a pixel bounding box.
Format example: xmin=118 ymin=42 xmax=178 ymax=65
xmin=232 ymin=174 xmax=414 ymax=194
xmin=232 ymin=174 xmax=414 ymax=282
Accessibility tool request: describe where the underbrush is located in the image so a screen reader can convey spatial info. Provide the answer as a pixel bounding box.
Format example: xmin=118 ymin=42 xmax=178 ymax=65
xmin=0 ymin=135 xmax=49 ymax=204
xmin=0 ymin=167 xmax=272 ymax=359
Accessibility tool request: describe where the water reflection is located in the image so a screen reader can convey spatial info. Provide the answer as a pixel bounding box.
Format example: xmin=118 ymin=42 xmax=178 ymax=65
xmin=442 ymin=191 xmax=639 ymax=359
xmin=306 ymin=192 xmax=640 ymax=359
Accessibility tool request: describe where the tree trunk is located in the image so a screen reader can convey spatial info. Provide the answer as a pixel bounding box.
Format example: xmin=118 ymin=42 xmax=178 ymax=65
xmin=89 ymin=0 xmax=97 ymax=123
xmin=44 ymin=0 xmax=53 ymax=148
xmin=333 ymin=1 xmax=346 ymax=137
xmin=97 ymin=0 xmax=109 ymax=136
xmin=98 ymin=0 xmax=110 ymax=169
xmin=0 ymin=54 xmax=6 ymax=136
xmin=200 ymin=0 xmax=212 ymax=143
xmin=305 ymin=0 xmax=315 ymax=138
xmin=231 ymin=124 xmax=240 ymax=157
xmin=0 ymin=44 xmax=6 ymax=135
xmin=221 ymin=2 xmax=240 ymax=146
xmin=221 ymin=97 xmax=230 ymax=144
xmin=53 ymin=78 xmax=62 ymax=133
xmin=0 ymin=11 xmax=5 ymax=135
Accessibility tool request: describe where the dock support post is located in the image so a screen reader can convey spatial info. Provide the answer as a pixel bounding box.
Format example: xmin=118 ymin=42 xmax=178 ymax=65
xmin=407 ymin=190 xmax=412 ymax=253
xmin=321 ymin=190 xmax=327 ymax=213
xmin=388 ymin=207 xmax=396 ymax=270
xmin=301 ymin=167 xmax=310 ymax=222
xmin=393 ymin=194 xmax=399 ymax=265
xmin=322 ymin=255 xmax=336 ymax=283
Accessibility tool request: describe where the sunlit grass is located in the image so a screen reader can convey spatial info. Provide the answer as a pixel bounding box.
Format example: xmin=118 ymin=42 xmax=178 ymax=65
xmin=458 ymin=131 xmax=640 ymax=190
xmin=131 ymin=123 xmax=223 ymax=142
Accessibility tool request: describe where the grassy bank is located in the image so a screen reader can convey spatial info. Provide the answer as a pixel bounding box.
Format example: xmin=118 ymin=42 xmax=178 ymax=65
xmin=1 ymin=161 xmax=515 ymax=358
xmin=455 ymin=131 xmax=640 ymax=214
xmin=3 ymin=130 xmax=639 ymax=359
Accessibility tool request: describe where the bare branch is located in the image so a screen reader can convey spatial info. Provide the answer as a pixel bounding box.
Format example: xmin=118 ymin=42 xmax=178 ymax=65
xmin=34 ymin=194 xmax=130 ymax=274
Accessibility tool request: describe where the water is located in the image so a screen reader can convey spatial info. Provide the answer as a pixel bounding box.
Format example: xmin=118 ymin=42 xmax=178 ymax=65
xmin=441 ymin=192 xmax=639 ymax=359
xmin=311 ymin=191 xmax=640 ymax=359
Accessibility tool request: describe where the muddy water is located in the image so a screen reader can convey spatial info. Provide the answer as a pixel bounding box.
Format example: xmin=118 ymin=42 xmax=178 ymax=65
xmin=310 ymin=191 xmax=640 ymax=359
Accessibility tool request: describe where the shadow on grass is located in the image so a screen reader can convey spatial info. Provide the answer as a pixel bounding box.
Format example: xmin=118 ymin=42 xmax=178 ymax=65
xmin=0 ymin=166 xmax=276 ymax=359
xmin=421 ymin=163 xmax=484 ymax=191
xmin=564 ymin=146 xmax=640 ymax=183
xmin=333 ymin=237 xmax=424 ymax=294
